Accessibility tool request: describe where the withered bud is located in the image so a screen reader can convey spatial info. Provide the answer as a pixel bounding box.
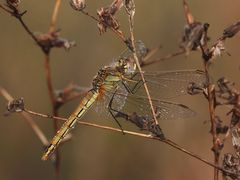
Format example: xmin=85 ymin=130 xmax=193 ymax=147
xmin=35 ymin=31 xmax=76 ymax=51
xmin=52 ymin=38 xmax=76 ymax=50
xmin=97 ymin=7 xmax=120 ymax=34
xmin=6 ymin=0 xmax=20 ymax=7
xmin=69 ymin=0 xmax=86 ymax=11
xmin=223 ymin=20 xmax=240 ymax=39
xmin=7 ymin=98 xmax=25 ymax=113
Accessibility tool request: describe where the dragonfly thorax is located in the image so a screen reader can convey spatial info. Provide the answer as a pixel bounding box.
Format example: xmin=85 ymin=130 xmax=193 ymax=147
xmin=114 ymin=58 xmax=136 ymax=75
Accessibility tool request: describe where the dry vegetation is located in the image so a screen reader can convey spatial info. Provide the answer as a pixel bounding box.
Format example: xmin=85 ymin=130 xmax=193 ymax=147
xmin=1 ymin=0 xmax=240 ymax=180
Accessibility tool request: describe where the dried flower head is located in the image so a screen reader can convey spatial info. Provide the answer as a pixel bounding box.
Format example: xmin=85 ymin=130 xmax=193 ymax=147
xmin=223 ymin=153 xmax=240 ymax=179
xmin=35 ymin=30 xmax=76 ymax=51
xmin=223 ymin=20 xmax=240 ymax=39
xmin=7 ymin=98 xmax=25 ymax=113
xmin=97 ymin=7 xmax=120 ymax=34
xmin=6 ymin=0 xmax=20 ymax=7
xmin=180 ymin=22 xmax=210 ymax=55
xmin=69 ymin=0 xmax=86 ymax=11
xmin=116 ymin=111 xmax=165 ymax=139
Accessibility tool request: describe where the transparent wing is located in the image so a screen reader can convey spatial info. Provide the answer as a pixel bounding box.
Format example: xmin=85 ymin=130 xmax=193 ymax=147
xmin=94 ymin=84 xmax=128 ymax=113
xmin=126 ymin=69 xmax=206 ymax=99
xmin=113 ymin=40 xmax=149 ymax=62
xmin=109 ymin=90 xmax=195 ymax=121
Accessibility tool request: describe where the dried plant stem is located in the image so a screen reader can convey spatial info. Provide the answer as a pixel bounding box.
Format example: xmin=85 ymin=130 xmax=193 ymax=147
xmin=141 ymin=49 xmax=185 ymax=67
xmin=0 ymin=4 xmax=12 ymax=13
xmin=49 ymin=0 xmax=61 ymax=33
xmin=183 ymin=0 xmax=194 ymax=25
xmin=44 ymin=55 xmax=56 ymax=107
xmin=128 ymin=14 xmax=159 ymax=126
xmin=46 ymin=1 xmax=62 ymax=177
xmin=204 ymin=63 xmax=219 ymax=180
xmin=0 ymin=87 xmax=49 ymax=146
xmin=23 ymin=108 xmax=233 ymax=175
xmin=0 ymin=4 xmax=40 ymax=46
xmin=44 ymin=54 xmax=61 ymax=180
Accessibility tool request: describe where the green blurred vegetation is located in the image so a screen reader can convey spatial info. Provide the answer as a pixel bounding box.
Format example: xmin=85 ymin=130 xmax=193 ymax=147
xmin=0 ymin=0 xmax=240 ymax=180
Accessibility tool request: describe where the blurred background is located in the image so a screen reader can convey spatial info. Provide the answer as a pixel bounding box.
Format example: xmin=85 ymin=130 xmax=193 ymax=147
xmin=0 ymin=0 xmax=240 ymax=179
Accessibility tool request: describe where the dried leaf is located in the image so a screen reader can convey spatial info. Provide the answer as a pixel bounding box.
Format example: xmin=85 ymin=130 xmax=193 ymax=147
xmin=223 ymin=20 xmax=240 ymax=39
xmin=183 ymin=0 xmax=194 ymax=25
xmin=97 ymin=7 xmax=120 ymax=34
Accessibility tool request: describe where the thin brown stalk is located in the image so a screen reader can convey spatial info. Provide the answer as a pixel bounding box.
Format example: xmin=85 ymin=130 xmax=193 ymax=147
xmin=0 ymin=87 xmax=49 ymax=146
xmin=44 ymin=55 xmax=56 ymax=107
xmin=0 ymin=3 xmax=61 ymax=178
xmin=23 ymin=108 xmax=237 ymax=176
xmin=44 ymin=54 xmax=61 ymax=180
xmin=0 ymin=4 xmax=14 ymax=14
xmin=128 ymin=12 xmax=159 ymax=127
xmin=0 ymin=4 xmax=42 ymax=49
xmin=204 ymin=63 xmax=219 ymax=180
xmin=183 ymin=0 xmax=194 ymax=25
xmin=49 ymin=0 xmax=61 ymax=33
xmin=141 ymin=49 xmax=185 ymax=67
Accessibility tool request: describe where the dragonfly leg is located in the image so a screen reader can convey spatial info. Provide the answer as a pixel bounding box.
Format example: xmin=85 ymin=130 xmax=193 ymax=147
xmin=121 ymin=79 xmax=144 ymax=94
xmin=108 ymin=91 xmax=125 ymax=135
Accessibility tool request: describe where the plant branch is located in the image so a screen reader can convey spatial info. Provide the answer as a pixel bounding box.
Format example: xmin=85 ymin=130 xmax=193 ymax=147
xmin=22 ymin=107 xmax=237 ymax=176
xmin=44 ymin=43 xmax=60 ymax=180
xmin=141 ymin=49 xmax=185 ymax=67
xmin=49 ymin=0 xmax=61 ymax=33
xmin=0 ymin=87 xmax=49 ymax=146
xmin=127 ymin=6 xmax=160 ymax=133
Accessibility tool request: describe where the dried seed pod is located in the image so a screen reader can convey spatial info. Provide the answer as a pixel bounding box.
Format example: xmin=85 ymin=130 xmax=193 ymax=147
xmin=7 ymin=98 xmax=25 ymax=113
xmin=69 ymin=0 xmax=86 ymax=11
xmin=223 ymin=20 xmax=240 ymax=39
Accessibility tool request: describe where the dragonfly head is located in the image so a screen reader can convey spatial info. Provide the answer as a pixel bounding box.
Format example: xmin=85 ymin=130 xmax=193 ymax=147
xmin=116 ymin=58 xmax=136 ymax=75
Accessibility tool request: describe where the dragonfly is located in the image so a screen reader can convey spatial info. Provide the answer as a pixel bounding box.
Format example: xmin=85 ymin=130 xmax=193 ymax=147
xmin=41 ymin=42 xmax=206 ymax=160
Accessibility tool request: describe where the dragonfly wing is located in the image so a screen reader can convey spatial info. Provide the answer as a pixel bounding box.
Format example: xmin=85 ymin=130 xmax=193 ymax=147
xmin=110 ymin=93 xmax=196 ymax=121
xmin=128 ymin=69 xmax=206 ymax=99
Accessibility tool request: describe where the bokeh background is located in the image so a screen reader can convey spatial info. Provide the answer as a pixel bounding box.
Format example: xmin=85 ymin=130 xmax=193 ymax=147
xmin=1 ymin=0 xmax=240 ymax=180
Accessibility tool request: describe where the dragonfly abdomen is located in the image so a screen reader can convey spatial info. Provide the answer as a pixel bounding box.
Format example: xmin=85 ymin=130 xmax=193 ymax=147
xmin=41 ymin=89 xmax=99 ymax=160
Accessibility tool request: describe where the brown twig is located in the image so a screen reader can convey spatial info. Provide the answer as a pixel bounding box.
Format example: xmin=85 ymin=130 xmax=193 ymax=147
xmin=22 ymin=108 xmax=237 ymax=176
xmin=126 ymin=3 xmax=160 ymax=134
xmin=141 ymin=49 xmax=185 ymax=67
xmin=49 ymin=0 xmax=61 ymax=33
xmin=0 ymin=4 xmax=40 ymax=45
xmin=0 ymin=87 xmax=49 ymax=146
xmin=45 ymin=1 xmax=62 ymax=178
xmin=204 ymin=63 xmax=219 ymax=180
xmin=183 ymin=0 xmax=194 ymax=25
xmin=0 ymin=4 xmax=14 ymax=14
xmin=44 ymin=54 xmax=61 ymax=180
